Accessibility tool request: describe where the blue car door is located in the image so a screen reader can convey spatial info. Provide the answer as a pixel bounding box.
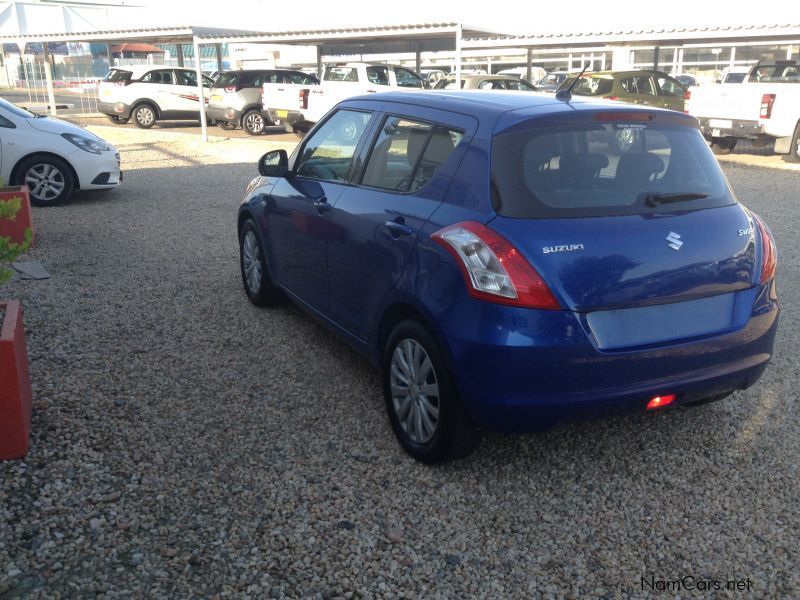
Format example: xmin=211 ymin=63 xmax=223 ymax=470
xmin=265 ymin=108 xmax=377 ymax=312
xmin=327 ymin=108 xmax=475 ymax=340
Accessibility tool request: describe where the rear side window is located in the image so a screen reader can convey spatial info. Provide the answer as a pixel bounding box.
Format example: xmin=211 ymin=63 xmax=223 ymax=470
xmin=140 ymin=70 xmax=174 ymax=84
xmin=492 ymin=120 xmax=734 ymax=218
xmin=104 ymin=69 xmax=132 ymax=83
xmin=325 ymin=67 xmax=358 ymax=82
xmin=361 ymin=116 xmax=461 ymax=193
xmin=395 ymin=68 xmax=423 ymax=88
xmin=506 ymin=79 xmax=535 ymax=91
xmin=287 ymin=72 xmax=319 ymax=85
xmin=656 ymin=76 xmax=685 ymax=97
xmin=366 ymin=66 xmax=390 ymax=85
xmin=620 ymin=76 xmax=655 ymax=95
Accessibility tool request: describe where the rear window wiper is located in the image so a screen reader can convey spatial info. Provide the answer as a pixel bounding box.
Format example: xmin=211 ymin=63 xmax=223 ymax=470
xmin=644 ymin=192 xmax=710 ymax=207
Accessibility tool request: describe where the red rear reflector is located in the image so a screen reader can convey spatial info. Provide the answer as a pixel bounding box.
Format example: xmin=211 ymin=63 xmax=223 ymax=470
xmin=760 ymin=94 xmax=775 ymax=119
xmin=752 ymin=213 xmax=777 ymax=283
xmin=683 ymin=90 xmax=691 ymax=101
xmin=224 ymin=86 xmax=237 ymax=93
xmin=646 ymin=394 xmax=676 ymax=410
xmin=603 ymin=96 xmax=619 ymax=101
xmin=595 ymin=112 xmax=654 ymax=122
xmin=299 ymin=88 xmax=309 ymax=109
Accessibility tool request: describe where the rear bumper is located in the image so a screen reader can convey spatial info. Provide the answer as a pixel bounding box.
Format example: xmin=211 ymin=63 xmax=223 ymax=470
xmin=440 ymin=282 xmax=779 ymax=432
xmin=98 ymin=100 xmax=132 ymax=119
xmin=266 ymin=108 xmax=310 ymax=129
xmin=697 ymin=118 xmax=765 ymax=140
xmin=206 ymin=104 xmax=242 ymax=124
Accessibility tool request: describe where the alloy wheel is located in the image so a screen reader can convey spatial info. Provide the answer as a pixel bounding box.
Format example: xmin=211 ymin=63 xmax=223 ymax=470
xmin=24 ymin=163 xmax=66 ymax=202
xmin=242 ymin=229 xmax=262 ymax=294
xmin=136 ymin=107 xmax=155 ymax=126
xmin=245 ymin=112 xmax=264 ymax=134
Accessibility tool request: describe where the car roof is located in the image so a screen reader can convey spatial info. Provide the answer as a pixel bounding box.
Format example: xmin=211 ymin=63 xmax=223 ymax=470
xmin=343 ymin=90 xmax=696 ymax=132
xmin=441 ymin=74 xmax=527 ymax=81
xmin=110 ymin=64 xmax=196 ymax=77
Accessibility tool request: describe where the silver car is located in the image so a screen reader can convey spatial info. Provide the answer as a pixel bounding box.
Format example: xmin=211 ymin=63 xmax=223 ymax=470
xmin=207 ymin=69 xmax=319 ymax=135
xmin=432 ymin=74 xmax=537 ymax=91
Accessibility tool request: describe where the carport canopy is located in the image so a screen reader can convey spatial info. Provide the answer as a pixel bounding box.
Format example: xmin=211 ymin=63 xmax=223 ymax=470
xmin=0 ymin=22 xmax=509 ymax=141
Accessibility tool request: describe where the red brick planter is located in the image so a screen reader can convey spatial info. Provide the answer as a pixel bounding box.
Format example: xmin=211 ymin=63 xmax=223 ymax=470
xmin=0 ymin=186 xmax=34 ymax=247
xmin=0 ymin=300 xmax=32 ymax=460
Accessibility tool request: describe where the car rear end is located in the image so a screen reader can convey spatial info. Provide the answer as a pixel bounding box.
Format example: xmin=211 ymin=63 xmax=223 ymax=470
xmin=98 ymin=68 xmax=134 ymax=118
xmin=429 ymin=105 xmax=778 ymax=431
xmin=206 ymin=71 xmax=263 ymax=126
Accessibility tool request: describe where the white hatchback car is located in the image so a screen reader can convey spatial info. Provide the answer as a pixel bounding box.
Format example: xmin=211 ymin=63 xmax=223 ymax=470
xmin=0 ymin=98 xmax=121 ymax=206
xmin=98 ymin=65 xmax=213 ymax=128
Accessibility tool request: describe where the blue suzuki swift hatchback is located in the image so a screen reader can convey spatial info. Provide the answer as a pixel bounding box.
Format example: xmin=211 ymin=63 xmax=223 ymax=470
xmin=237 ymin=90 xmax=779 ymax=463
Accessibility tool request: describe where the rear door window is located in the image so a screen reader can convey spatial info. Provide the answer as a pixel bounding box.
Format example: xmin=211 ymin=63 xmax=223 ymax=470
xmin=366 ymin=66 xmax=390 ymax=86
xmin=491 ymin=118 xmax=733 ymax=218
xmin=656 ymin=76 xmax=685 ymax=97
xmin=394 ymin=67 xmax=423 ymax=88
xmin=324 ymin=67 xmax=358 ymax=82
xmin=572 ymin=77 xmax=613 ymax=96
xmin=140 ymin=70 xmax=174 ymax=84
xmin=361 ymin=116 xmax=462 ymax=193
xmin=295 ymin=109 xmax=374 ymax=182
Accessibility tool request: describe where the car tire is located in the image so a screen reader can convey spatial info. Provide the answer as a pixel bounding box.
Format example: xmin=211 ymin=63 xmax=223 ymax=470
xmin=239 ymin=219 xmax=282 ymax=306
xmin=14 ymin=154 xmax=75 ymax=206
xmin=383 ymin=319 xmax=480 ymax=463
xmin=218 ymin=121 xmax=237 ymax=131
xmin=105 ymin=115 xmax=130 ymax=125
xmin=783 ymin=120 xmax=800 ymax=163
xmin=132 ymin=103 xmax=157 ymax=129
xmin=710 ymin=138 xmax=737 ymax=155
xmin=243 ymin=109 xmax=267 ymax=135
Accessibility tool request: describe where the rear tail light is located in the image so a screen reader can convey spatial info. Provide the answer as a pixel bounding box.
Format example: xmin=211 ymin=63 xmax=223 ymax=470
xmin=683 ymin=90 xmax=691 ymax=101
xmin=646 ymin=394 xmax=676 ymax=410
xmin=299 ymin=88 xmax=309 ymax=110
xmin=603 ymin=96 xmax=619 ymax=101
xmin=760 ymin=94 xmax=776 ymax=119
xmin=431 ymin=221 xmax=561 ymax=309
xmin=752 ymin=213 xmax=777 ymax=284
xmin=594 ymin=111 xmax=654 ymax=122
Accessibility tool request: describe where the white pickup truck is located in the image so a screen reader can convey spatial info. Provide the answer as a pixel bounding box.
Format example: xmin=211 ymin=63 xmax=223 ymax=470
xmin=686 ymin=61 xmax=800 ymax=162
xmin=262 ymin=62 xmax=423 ymax=133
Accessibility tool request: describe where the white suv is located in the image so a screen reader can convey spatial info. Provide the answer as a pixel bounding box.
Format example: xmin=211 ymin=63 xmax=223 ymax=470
xmin=98 ymin=66 xmax=213 ymax=129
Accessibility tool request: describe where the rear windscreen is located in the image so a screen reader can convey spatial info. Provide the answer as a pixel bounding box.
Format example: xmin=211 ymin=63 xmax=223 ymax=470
xmin=569 ymin=77 xmax=613 ymax=96
xmin=104 ymin=69 xmax=132 ymax=82
xmin=324 ymin=67 xmax=358 ymax=82
xmin=212 ymin=71 xmax=265 ymax=88
xmin=492 ymin=120 xmax=734 ymax=218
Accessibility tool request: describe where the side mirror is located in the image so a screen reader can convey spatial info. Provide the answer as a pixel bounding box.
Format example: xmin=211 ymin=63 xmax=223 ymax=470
xmin=258 ymin=149 xmax=288 ymax=177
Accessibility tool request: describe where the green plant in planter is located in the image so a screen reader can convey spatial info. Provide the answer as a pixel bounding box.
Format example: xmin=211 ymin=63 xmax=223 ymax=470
xmin=0 ymin=194 xmax=32 ymax=284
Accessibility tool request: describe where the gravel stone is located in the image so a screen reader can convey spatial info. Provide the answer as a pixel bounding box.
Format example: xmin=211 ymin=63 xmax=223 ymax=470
xmin=0 ymin=126 xmax=798 ymax=597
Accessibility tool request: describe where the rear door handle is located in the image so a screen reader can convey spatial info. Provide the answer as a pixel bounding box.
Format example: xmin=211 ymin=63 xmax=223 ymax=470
xmin=385 ymin=220 xmax=414 ymax=237
xmin=314 ymin=197 xmax=332 ymax=214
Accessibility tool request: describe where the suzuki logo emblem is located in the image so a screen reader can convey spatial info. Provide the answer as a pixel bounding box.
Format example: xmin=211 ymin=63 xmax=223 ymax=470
xmin=666 ymin=232 xmax=683 ymax=251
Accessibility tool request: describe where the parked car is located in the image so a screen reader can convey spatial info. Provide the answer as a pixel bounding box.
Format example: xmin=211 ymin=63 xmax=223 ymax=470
xmin=536 ymin=71 xmax=570 ymax=92
xmin=236 ymin=91 xmax=779 ymax=462
xmin=558 ymin=70 xmax=689 ymax=112
xmin=420 ymin=69 xmax=447 ymax=88
xmin=717 ymin=66 xmax=751 ymax=84
xmin=432 ymin=74 xmax=537 ymax=91
xmin=498 ymin=66 xmax=546 ymax=82
xmin=674 ymin=74 xmax=698 ymax=87
xmin=98 ymin=65 xmax=213 ymax=128
xmin=686 ymin=61 xmax=800 ymax=160
xmin=207 ymin=69 xmax=319 ymax=135
xmin=0 ymin=97 xmax=121 ymax=205
xmin=264 ymin=62 xmax=423 ymax=134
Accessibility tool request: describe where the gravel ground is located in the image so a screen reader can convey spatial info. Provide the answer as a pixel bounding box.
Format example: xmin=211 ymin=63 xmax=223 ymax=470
xmin=0 ymin=127 xmax=798 ymax=598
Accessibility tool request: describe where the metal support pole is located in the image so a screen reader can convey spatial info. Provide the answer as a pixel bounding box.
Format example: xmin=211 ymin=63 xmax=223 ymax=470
xmin=526 ymin=48 xmax=532 ymax=83
xmin=42 ymin=43 xmax=57 ymax=116
xmin=455 ymin=25 xmax=462 ymax=89
xmin=214 ymin=43 xmax=223 ymax=72
xmin=106 ymin=43 xmax=113 ymax=69
xmin=176 ymin=43 xmax=184 ymax=67
xmin=316 ymin=46 xmax=323 ymax=79
xmin=415 ymin=48 xmax=421 ymax=76
xmin=193 ymin=37 xmax=208 ymax=142
xmin=653 ymin=46 xmax=660 ymax=71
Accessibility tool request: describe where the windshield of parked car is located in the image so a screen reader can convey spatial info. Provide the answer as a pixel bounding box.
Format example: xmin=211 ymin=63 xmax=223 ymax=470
xmin=566 ymin=76 xmax=614 ymax=96
xmin=538 ymin=73 xmax=566 ymax=86
xmin=492 ymin=119 xmax=734 ymax=218
xmin=103 ymin=69 xmax=132 ymax=83
xmin=0 ymin=97 xmax=35 ymax=118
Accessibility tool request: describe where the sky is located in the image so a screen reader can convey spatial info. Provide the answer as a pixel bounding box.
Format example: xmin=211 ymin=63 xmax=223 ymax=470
xmin=139 ymin=0 xmax=800 ymax=35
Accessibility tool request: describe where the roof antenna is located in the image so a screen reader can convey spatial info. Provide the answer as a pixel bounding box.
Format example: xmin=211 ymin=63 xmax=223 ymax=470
xmin=556 ymin=62 xmax=590 ymax=102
